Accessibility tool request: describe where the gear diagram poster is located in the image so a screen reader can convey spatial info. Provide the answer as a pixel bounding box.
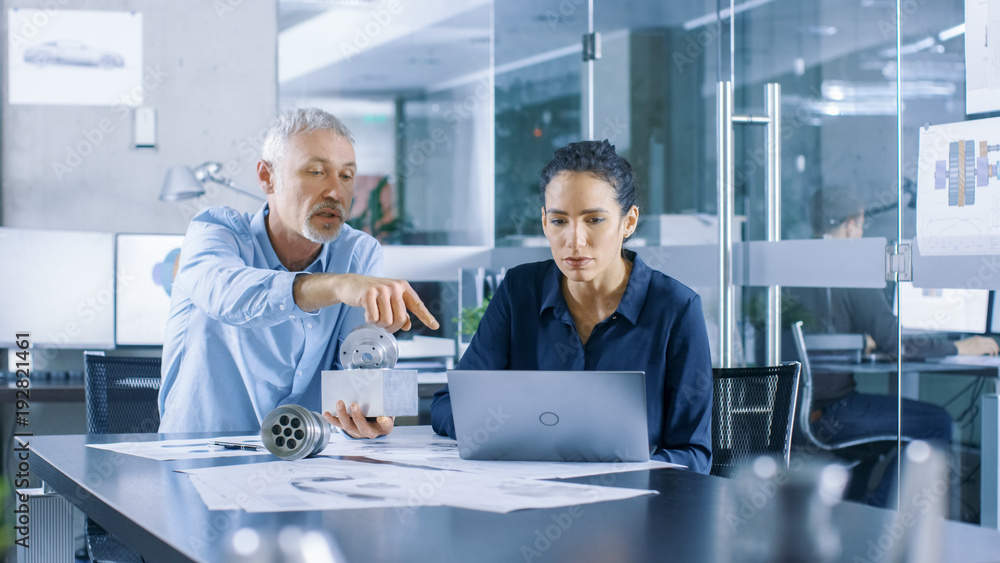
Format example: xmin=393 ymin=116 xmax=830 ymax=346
xmin=7 ymin=9 xmax=142 ymax=106
xmin=966 ymin=0 xmax=1000 ymax=114
xmin=917 ymin=117 xmax=1000 ymax=255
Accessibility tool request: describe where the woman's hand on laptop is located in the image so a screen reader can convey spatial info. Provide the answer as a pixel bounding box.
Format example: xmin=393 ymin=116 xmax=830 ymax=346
xmin=323 ymin=400 xmax=395 ymax=439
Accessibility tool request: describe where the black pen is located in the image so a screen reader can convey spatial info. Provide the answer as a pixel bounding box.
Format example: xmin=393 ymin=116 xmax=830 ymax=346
xmin=209 ymin=440 xmax=263 ymax=451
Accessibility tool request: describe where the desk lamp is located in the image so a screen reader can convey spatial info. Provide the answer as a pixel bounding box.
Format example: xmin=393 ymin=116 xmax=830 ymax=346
xmin=159 ymin=162 xmax=265 ymax=202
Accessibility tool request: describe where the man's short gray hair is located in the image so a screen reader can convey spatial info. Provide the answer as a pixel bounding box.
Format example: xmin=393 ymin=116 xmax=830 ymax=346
xmin=260 ymin=108 xmax=355 ymax=168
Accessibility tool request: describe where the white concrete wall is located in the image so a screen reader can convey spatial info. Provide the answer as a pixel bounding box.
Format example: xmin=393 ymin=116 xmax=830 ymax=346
xmin=1 ymin=0 xmax=278 ymax=233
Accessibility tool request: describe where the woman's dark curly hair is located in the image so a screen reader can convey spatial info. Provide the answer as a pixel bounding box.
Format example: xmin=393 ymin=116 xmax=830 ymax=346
xmin=538 ymin=139 xmax=637 ymax=216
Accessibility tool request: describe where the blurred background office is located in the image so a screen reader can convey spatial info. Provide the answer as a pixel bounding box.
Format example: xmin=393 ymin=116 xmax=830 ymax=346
xmin=2 ymin=0 xmax=1000 ymax=528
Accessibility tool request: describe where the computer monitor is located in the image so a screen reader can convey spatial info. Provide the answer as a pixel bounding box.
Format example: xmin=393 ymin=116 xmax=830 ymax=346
xmin=115 ymin=234 xmax=185 ymax=346
xmin=897 ymin=281 xmax=989 ymax=334
xmin=990 ymin=292 xmax=1000 ymax=335
xmin=0 ymin=227 xmax=115 ymax=349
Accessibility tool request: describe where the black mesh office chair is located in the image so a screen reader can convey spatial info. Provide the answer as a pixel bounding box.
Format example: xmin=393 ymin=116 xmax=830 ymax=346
xmin=710 ymin=363 xmax=801 ymax=478
xmin=84 ymin=351 xmax=162 ymax=563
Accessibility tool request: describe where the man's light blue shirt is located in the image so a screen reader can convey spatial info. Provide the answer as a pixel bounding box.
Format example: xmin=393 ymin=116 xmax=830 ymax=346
xmin=158 ymin=204 xmax=382 ymax=433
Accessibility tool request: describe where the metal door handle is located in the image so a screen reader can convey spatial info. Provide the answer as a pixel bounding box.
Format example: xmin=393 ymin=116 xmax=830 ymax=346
xmin=717 ymin=81 xmax=781 ymax=366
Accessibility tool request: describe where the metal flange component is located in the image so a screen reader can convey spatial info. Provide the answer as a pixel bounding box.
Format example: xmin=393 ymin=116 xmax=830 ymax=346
xmin=340 ymin=323 xmax=398 ymax=369
xmin=260 ymin=404 xmax=331 ymax=461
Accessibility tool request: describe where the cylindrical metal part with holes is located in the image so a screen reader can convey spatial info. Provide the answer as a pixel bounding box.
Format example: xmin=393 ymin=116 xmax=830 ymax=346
xmin=260 ymin=404 xmax=331 ymax=461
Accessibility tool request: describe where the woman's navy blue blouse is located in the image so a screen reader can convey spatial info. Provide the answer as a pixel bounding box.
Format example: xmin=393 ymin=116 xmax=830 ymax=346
xmin=431 ymin=251 xmax=713 ymax=473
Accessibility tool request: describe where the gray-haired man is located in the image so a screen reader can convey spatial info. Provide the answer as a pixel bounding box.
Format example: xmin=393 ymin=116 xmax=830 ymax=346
xmin=159 ymin=108 xmax=437 ymax=437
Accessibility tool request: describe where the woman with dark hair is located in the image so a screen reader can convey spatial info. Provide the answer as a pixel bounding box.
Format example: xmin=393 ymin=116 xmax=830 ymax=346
xmin=430 ymin=140 xmax=713 ymax=472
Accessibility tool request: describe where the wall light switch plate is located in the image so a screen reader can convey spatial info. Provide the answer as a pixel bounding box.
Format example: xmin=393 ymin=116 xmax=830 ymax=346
xmin=134 ymin=107 xmax=156 ymax=148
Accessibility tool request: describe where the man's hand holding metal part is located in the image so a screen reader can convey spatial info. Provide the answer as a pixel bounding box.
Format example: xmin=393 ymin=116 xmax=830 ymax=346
xmin=324 ymin=400 xmax=395 ymax=439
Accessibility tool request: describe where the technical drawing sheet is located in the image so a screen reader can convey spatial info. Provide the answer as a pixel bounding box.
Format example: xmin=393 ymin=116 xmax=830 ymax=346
xmin=917 ymin=117 xmax=1000 ymax=255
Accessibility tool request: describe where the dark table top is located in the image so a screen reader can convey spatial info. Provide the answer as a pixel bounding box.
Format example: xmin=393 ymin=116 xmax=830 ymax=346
xmin=27 ymin=431 xmax=1000 ymax=563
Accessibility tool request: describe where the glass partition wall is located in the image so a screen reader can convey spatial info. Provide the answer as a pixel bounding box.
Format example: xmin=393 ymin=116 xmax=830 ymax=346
xmin=277 ymin=1 xmax=495 ymax=342
xmin=898 ymin=0 xmax=1000 ymax=526
xmin=278 ymin=0 xmax=1000 ymax=525
xmin=492 ymin=0 xmax=727 ymax=354
xmin=727 ymin=0 xmax=993 ymax=524
xmin=278 ymin=0 xmax=493 ymax=247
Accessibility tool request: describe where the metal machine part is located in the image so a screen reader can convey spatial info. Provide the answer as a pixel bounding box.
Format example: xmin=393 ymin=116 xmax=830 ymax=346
xmin=322 ymin=367 xmax=419 ymax=418
xmin=260 ymin=404 xmax=331 ymax=461
xmin=340 ymin=323 xmax=399 ymax=369
xmin=261 ymin=326 xmax=405 ymax=461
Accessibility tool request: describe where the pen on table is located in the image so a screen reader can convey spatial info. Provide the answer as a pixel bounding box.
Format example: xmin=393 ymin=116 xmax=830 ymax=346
xmin=208 ymin=440 xmax=263 ymax=451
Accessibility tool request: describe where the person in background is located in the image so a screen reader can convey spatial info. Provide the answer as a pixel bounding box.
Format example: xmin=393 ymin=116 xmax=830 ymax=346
xmin=430 ymin=140 xmax=713 ymax=472
xmin=786 ymin=187 xmax=998 ymax=504
xmin=159 ymin=108 xmax=438 ymax=437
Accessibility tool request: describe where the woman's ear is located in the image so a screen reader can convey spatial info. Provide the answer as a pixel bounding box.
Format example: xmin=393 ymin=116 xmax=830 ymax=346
xmin=540 ymin=206 xmax=547 ymax=235
xmin=624 ymin=205 xmax=639 ymax=238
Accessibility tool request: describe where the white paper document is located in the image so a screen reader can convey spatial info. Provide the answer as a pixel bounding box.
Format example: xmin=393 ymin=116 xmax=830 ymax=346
xmin=917 ymin=117 xmax=1000 ymax=255
xmin=188 ymin=474 xmax=240 ymax=511
xmin=87 ymin=435 xmax=269 ymax=460
xmin=966 ymin=0 xmax=1000 ymax=114
xmin=360 ymin=450 xmax=681 ymax=480
xmin=180 ymin=457 xmax=656 ymax=514
xmin=7 ymin=9 xmax=144 ymax=106
xmin=318 ymin=426 xmax=684 ymax=480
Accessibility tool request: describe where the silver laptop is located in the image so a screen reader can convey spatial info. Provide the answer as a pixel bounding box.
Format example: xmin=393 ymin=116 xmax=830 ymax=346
xmin=448 ymin=370 xmax=650 ymax=462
